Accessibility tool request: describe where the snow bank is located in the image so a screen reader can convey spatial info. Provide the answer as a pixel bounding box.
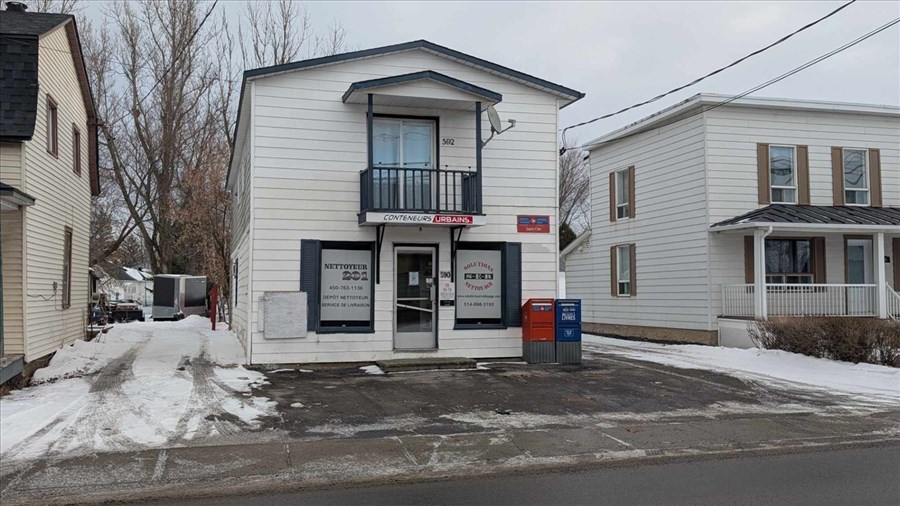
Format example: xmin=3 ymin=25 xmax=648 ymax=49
xmin=583 ymin=335 xmax=900 ymax=404
xmin=1 ymin=318 xmax=275 ymax=461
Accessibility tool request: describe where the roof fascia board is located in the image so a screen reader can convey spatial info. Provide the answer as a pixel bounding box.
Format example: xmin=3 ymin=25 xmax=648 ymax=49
xmin=243 ymin=40 xmax=584 ymax=102
xmin=342 ymin=71 xmax=503 ymax=103
xmin=586 ymin=93 xmax=900 ymax=150
xmin=710 ymin=222 xmax=900 ymax=233
xmin=560 ymin=231 xmax=591 ymax=257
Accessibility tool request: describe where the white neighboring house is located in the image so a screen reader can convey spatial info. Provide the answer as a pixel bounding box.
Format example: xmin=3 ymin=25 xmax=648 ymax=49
xmin=563 ymin=94 xmax=900 ymax=347
xmin=97 ymin=267 xmax=153 ymax=306
xmin=0 ymin=5 xmax=98 ymax=383
xmin=227 ymin=40 xmax=583 ymax=364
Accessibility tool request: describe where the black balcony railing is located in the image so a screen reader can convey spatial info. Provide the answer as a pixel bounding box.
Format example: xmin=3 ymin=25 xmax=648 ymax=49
xmin=360 ymin=166 xmax=480 ymax=214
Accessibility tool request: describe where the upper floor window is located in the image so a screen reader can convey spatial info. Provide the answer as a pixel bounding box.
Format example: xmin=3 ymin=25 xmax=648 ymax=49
xmin=73 ymin=126 xmax=82 ymax=176
xmin=615 ymin=169 xmax=630 ymax=219
xmin=769 ymin=145 xmax=796 ymax=203
xmin=46 ymin=96 xmax=58 ymax=157
xmin=609 ymin=166 xmax=635 ymax=222
xmin=842 ymin=148 xmax=868 ymax=205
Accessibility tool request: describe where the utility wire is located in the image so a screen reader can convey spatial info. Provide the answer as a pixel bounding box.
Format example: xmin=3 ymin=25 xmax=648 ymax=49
xmin=561 ymin=0 xmax=858 ymax=148
xmin=578 ymin=17 xmax=900 ymax=152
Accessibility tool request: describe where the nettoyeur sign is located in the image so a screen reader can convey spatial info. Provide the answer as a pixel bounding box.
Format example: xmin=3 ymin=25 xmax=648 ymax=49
xmin=360 ymin=212 xmax=486 ymax=226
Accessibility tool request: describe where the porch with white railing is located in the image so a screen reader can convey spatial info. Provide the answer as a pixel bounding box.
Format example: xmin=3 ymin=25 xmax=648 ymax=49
xmin=889 ymin=288 xmax=900 ymax=319
xmin=721 ymin=284 xmax=880 ymax=318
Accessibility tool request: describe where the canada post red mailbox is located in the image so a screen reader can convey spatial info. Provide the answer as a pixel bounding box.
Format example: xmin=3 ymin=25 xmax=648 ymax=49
xmin=522 ymin=298 xmax=555 ymax=342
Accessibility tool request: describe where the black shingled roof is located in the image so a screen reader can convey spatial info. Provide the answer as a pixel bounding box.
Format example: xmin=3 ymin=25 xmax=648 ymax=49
xmin=0 ymin=11 xmax=73 ymax=141
xmin=712 ymin=204 xmax=900 ymax=228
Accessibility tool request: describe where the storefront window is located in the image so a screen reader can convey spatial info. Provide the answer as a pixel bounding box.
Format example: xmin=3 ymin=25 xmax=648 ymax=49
xmin=456 ymin=243 xmax=503 ymax=326
xmin=318 ymin=242 xmax=375 ymax=331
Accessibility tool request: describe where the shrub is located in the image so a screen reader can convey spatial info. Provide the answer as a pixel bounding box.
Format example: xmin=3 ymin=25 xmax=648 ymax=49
xmin=750 ymin=317 xmax=900 ymax=367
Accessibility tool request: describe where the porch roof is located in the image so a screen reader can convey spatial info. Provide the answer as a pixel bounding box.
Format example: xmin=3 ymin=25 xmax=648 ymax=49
xmin=342 ymin=71 xmax=502 ymax=111
xmin=710 ymin=204 xmax=900 ymax=233
xmin=0 ymin=182 xmax=36 ymax=209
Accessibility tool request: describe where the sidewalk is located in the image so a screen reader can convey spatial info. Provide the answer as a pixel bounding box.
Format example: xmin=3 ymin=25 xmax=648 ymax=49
xmin=2 ymin=408 xmax=898 ymax=505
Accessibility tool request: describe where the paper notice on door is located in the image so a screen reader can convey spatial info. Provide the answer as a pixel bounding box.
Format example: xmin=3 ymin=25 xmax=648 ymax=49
xmin=409 ymin=272 xmax=419 ymax=286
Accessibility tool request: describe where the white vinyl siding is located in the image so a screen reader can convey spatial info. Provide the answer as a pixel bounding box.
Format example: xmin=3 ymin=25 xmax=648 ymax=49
xmin=243 ymin=50 xmax=561 ymax=363
xmin=1 ymin=211 xmax=25 ymax=355
xmin=0 ymin=142 xmax=23 ymax=187
xmin=22 ymin=25 xmax=91 ymax=361
xmin=575 ymin=114 xmax=709 ymax=331
xmin=705 ymin=107 xmax=900 ymax=222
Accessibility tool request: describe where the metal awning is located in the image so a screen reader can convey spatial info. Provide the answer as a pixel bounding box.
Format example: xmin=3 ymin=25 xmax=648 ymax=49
xmin=0 ymin=182 xmax=36 ymax=210
xmin=342 ymin=71 xmax=502 ymax=111
xmin=710 ymin=204 xmax=900 ymax=233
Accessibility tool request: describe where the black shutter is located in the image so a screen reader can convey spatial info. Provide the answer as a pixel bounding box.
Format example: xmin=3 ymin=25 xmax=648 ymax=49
xmin=300 ymin=239 xmax=321 ymax=332
xmin=503 ymin=242 xmax=522 ymax=327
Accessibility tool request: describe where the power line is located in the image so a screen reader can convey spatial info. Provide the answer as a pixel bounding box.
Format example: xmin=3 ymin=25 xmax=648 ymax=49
xmin=577 ymin=17 xmax=900 ymax=153
xmin=561 ymin=0 xmax=858 ymax=146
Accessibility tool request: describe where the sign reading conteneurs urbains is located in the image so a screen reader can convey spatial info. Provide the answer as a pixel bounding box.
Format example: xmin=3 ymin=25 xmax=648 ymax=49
xmin=456 ymin=249 xmax=502 ymax=320
xmin=320 ymin=248 xmax=372 ymax=323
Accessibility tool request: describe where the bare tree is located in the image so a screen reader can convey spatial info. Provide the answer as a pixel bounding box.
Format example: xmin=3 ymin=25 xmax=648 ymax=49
xmin=241 ymin=0 xmax=310 ymax=67
xmin=29 ymin=0 xmax=81 ymax=14
xmin=559 ymin=139 xmax=590 ymax=232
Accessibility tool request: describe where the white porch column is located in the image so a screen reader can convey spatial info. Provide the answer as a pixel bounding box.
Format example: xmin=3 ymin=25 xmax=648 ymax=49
xmin=753 ymin=228 xmax=769 ymax=319
xmin=875 ymin=232 xmax=887 ymax=318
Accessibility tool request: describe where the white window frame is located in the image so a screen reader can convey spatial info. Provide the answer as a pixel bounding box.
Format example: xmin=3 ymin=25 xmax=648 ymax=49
xmin=769 ymin=145 xmax=797 ymax=204
xmin=842 ymin=148 xmax=869 ymax=206
xmin=614 ymin=168 xmax=630 ymax=219
xmin=616 ymin=244 xmax=631 ymax=296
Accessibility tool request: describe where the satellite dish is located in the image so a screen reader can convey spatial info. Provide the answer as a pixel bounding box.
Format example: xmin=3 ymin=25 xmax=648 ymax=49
xmin=482 ymin=105 xmax=516 ymax=147
xmin=487 ymin=105 xmax=503 ymax=133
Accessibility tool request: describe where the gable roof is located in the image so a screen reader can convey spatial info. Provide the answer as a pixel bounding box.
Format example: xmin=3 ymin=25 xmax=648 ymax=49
xmin=228 ymin=40 xmax=584 ymax=187
xmin=585 ymin=93 xmax=900 ymax=151
xmin=711 ymin=204 xmax=900 ymax=231
xmin=0 ymin=10 xmax=99 ymax=196
xmin=560 ymin=230 xmax=591 ymax=257
xmin=245 ymin=40 xmax=584 ymax=104
xmin=342 ymin=70 xmax=503 ymax=106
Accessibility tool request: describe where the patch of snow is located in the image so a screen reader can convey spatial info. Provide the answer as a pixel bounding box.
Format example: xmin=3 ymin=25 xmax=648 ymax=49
xmin=360 ymin=365 xmax=385 ymax=375
xmin=583 ymin=335 xmax=900 ymax=405
xmin=1 ymin=318 xmax=276 ymax=462
xmin=290 ymin=402 xmax=304 ymax=408
xmin=268 ymin=368 xmax=313 ymax=374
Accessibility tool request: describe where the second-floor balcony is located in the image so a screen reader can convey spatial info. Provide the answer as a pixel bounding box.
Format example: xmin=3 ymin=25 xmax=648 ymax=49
xmin=360 ymin=165 xmax=479 ymax=215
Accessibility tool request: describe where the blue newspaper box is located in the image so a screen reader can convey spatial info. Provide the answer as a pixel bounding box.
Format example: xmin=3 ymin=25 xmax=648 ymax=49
xmin=554 ymin=299 xmax=582 ymax=364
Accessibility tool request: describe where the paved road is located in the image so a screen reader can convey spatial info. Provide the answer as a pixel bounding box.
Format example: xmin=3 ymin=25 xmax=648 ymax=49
xmin=159 ymin=444 xmax=900 ymax=506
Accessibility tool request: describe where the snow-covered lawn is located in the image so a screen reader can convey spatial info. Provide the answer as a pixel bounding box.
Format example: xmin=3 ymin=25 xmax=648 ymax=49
xmin=583 ymin=334 xmax=900 ymax=405
xmin=0 ymin=316 xmax=276 ymax=462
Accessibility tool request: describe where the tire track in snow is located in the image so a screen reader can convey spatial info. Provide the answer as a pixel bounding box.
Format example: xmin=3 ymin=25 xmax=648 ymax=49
xmin=170 ymin=336 xmax=244 ymax=443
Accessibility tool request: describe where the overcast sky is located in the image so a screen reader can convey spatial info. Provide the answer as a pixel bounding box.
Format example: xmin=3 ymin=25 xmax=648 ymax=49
xmin=83 ymin=1 xmax=900 ymax=143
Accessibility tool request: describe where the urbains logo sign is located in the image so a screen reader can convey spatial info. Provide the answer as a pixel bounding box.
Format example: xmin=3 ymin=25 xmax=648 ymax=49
xmin=463 ymin=260 xmax=494 ymax=291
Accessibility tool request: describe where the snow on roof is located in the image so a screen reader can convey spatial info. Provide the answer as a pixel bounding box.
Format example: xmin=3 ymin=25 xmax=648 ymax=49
xmin=119 ymin=267 xmax=153 ymax=281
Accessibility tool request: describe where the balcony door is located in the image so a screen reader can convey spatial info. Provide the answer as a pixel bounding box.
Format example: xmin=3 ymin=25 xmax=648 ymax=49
xmin=372 ymin=117 xmax=435 ymax=210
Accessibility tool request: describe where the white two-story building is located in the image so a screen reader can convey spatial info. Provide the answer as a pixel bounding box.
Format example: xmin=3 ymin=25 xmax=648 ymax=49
xmin=564 ymin=94 xmax=899 ymax=347
xmin=227 ymin=40 xmax=583 ymax=364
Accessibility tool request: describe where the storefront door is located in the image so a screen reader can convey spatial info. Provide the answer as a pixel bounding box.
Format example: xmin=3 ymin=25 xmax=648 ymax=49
xmin=394 ymin=247 xmax=436 ymax=350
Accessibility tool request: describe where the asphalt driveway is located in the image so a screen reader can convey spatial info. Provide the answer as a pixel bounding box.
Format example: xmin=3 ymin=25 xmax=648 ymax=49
xmin=254 ymin=348 xmax=899 ymax=443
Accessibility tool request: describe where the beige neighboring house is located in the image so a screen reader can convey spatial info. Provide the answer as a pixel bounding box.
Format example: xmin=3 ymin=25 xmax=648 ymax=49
xmin=1 ymin=3 xmax=99 ymax=384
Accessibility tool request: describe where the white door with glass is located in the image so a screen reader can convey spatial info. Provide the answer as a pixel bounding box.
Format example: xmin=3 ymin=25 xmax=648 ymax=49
xmin=847 ymin=239 xmax=874 ymax=284
xmin=372 ymin=118 xmax=435 ymax=210
xmin=847 ymin=238 xmax=874 ymax=315
xmin=394 ymin=247 xmax=436 ymax=350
